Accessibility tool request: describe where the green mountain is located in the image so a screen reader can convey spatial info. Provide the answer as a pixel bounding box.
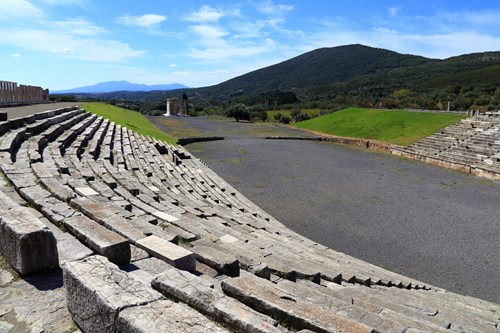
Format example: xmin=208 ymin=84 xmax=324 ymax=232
xmin=65 ymin=44 xmax=500 ymax=113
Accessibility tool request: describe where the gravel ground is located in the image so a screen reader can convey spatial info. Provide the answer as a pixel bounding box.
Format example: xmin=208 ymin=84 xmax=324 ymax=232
xmin=152 ymin=116 xmax=500 ymax=304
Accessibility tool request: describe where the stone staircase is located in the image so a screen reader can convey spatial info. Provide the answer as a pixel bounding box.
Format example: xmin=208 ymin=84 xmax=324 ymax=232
xmin=0 ymin=107 xmax=499 ymax=333
xmin=396 ymin=115 xmax=500 ymax=178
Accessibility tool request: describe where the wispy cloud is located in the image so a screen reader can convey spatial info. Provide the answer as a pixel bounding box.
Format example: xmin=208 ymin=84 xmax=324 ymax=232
xmin=11 ymin=53 xmax=22 ymax=58
xmin=117 ymin=14 xmax=167 ymax=28
xmin=0 ymin=28 xmax=145 ymax=62
xmin=50 ymin=18 xmax=106 ymax=35
xmin=184 ymin=5 xmax=224 ymax=22
xmin=0 ymin=0 xmax=44 ymax=21
xmin=255 ymin=0 xmax=294 ymax=16
xmin=388 ymin=6 xmax=402 ymax=17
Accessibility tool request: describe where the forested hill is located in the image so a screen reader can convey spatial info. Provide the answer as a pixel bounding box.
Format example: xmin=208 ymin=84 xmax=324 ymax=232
xmin=66 ymin=44 xmax=500 ymax=113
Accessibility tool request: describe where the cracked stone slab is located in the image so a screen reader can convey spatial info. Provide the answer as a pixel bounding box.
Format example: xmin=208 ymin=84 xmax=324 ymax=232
xmin=63 ymin=255 xmax=163 ymax=333
xmin=221 ymin=275 xmax=376 ymax=333
xmin=152 ymin=268 xmax=283 ymax=333
xmin=117 ymin=299 xmax=229 ymax=333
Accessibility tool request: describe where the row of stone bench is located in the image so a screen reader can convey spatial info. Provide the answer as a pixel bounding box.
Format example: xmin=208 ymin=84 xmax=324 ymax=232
xmin=1 ymin=107 xmax=499 ymax=332
xmin=401 ymin=116 xmax=500 ymax=171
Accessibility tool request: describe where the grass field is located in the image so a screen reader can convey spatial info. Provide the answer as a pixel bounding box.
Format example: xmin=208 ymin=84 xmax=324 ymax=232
xmin=267 ymin=109 xmax=322 ymax=121
xmin=292 ymin=108 xmax=466 ymax=146
xmin=82 ymin=102 xmax=176 ymax=145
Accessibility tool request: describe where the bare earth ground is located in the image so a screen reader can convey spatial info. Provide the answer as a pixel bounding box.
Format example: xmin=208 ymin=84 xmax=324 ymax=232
xmin=151 ymin=116 xmax=500 ymax=304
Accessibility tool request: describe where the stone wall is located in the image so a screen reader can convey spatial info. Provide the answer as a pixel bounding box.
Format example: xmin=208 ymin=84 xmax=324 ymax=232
xmin=0 ymin=80 xmax=49 ymax=105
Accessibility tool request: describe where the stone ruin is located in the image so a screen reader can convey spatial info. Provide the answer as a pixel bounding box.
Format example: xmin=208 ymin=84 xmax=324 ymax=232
xmin=0 ymin=80 xmax=49 ymax=106
xmin=0 ymin=106 xmax=499 ymax=332
xmin=165 ymin=93 xmax=189 ymax=116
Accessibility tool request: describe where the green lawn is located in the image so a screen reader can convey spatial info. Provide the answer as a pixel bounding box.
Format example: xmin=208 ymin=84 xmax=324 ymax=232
xmin=82 ymin=102 xmax=176 ymax=145
xmin=292 ymin=108 xmax=466 ymax=146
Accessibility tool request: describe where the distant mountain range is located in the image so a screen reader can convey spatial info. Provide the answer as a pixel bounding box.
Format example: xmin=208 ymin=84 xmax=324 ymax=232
xmin=52 ymin=81 xmax=188 ymax=94
xmin=59 ymin=44 xmax=500 ymax=113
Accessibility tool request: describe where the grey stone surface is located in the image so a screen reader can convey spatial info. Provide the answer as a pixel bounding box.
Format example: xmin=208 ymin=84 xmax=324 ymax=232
xmin=64 ymin=214 xmax=130 ymax=266
xmin=0 ymin=207 xmax=58 ymax=275
xmin=192 ymin=244 xmax=240 ymax=277
xmin=136 ymin=235 xmax=195 ymax=271
xmin=152 ymin=268 xmax=284 ymax=333
xmin=221 ymin=275 xmax=376 ymax=333
xmin=63 ymin=255 xmax=163 ymax=333
xmin=117 ymin=300 xmax=229 ymax=333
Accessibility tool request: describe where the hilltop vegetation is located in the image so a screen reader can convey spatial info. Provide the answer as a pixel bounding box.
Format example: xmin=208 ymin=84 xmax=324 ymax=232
xmin=82 ymin=102 xmax=176 ymax=144
xmin=292 ymin=108 xmax=466 ymax=146
xmin=67 ymin=44 xmax=500 ymax=114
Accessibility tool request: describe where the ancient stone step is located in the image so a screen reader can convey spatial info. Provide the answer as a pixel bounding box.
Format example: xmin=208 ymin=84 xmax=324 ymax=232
xmin=70 ymin=196 xmax=147 ymax=243
xmin=0 ymin=202 xmax=59 ymax=275
xmin=136 ymin=235 xmax=196 ymax=271
xmin=274 ymin=279 xmax=407 ymax=332
xmin=191 ymin=244 xmax=240 ymax=277
xmin=64 ymin=255 xmax=227 ymax=333
xmin=221 ymin=274 xmax=376 ymax=333
xmin=152 ymin=268 xmax=285 ymax=333
xmin=64 ymin=214 xmax=131 ymax=266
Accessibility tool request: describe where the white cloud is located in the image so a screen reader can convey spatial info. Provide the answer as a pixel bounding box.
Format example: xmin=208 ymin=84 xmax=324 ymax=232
xmin=50 ymin=18 xmax=106 ymax=35
xmin=256 ymin=1 xmax=294 ymax=16
xmin=388 ymin=6 xmax=402 ymax=17
xmin=0 ymin=28 xmax=145 ymax=62
xmin=190 ymin=25 xmax=228 ymax=41
xmin=117 ymin=14 xmax=167 ymax=27
xmin=0 ymin=0 xmax=44 ymax=21
xmin=188 ymin=44 xmax=268 ymax=60
xmin=185 ymin=5 xmax=224 ymax=22
xmin=11 ymin=53 xmax=22 ymax=58
xmin=169 ymin=63 xmax=177 ymax=68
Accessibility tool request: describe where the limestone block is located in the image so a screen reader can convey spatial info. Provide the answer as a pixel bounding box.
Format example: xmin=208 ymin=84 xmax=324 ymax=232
xmin=117 ymin=300 xmax=228 ymax=333
xmin=192 ymin=244 xmax=240 ymax=277
xmin=222 ymin=275 xmax=376 ymax=333
xmin=152 ymin=268 xmax=282 ymax=333
xmin=152 ymin=210 xmax=179 ymax=222
xmin=74 ymin=186 xmax=98 ymax=197
xmin=64 ymin=215 xmax=130 ymax=266
xmin=0 ymin=208 xmax=58 ymax=275
xmin=136 ymin=235 xmax=195 ymax=271
xmin=63 ymin=255 xmax=163 ymax=333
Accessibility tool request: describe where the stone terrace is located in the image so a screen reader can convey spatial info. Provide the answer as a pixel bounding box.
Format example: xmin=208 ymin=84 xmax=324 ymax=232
xmin=393 ymin=115 xmax=500 ymax=180
xmin=0 ymin=107 xmax=499 ymax=332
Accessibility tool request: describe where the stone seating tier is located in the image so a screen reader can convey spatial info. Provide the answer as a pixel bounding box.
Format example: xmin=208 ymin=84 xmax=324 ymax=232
xmin=0 ymin=107 xmax=499 ymax=333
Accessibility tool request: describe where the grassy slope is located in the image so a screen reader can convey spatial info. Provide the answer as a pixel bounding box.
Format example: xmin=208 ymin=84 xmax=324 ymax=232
xmin=292 ymin=108 xmax=466 ymax=146
xmin=82 ymin=102 xmax=176 ymax=144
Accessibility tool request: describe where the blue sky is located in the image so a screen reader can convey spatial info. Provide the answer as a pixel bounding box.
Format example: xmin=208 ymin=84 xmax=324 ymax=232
xmin=1 ymin=0 xmax=499 ymax=90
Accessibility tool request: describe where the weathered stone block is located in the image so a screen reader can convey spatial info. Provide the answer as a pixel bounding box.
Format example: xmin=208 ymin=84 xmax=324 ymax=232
xmin=222 ymin=275 xmax=376 ymax=333
xmin=0 ymin=208 xmax=58 ymax=275
xmin=117 ymin=299 xmax=229 ymax=333
xmin=63 ymin=255 xmax=163 ymax=333
xmin=152 ymin=210 xmax=179 ymax=222
xmin=192 ymin=244 xmax=240 ymax=277
xmin=64 ymin=215 xmax=130 ymax=266
xmin=136 ymin=235 xmax=195 ymax=271
xmin=152 ymin=268 xmax=282 ymax=333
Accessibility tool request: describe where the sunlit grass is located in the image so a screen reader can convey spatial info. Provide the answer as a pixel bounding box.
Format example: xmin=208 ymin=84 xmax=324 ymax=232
xmin=82 ymin=102 xmax=176 ymax=145
xmin=292 ymin=108 xmax=466 ymax=146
